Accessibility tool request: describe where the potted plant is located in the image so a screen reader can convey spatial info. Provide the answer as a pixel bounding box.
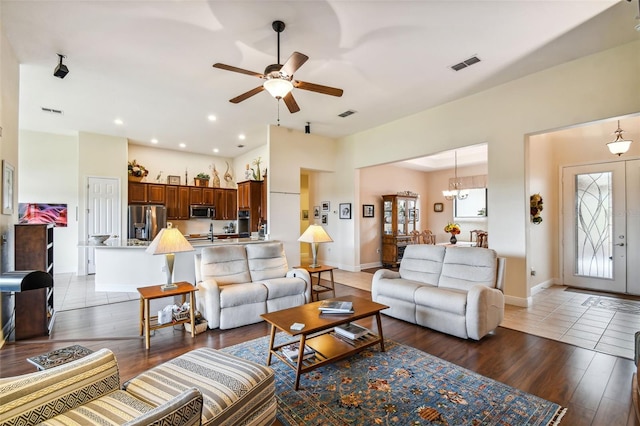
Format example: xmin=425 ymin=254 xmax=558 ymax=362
xmin=128 ymin=160 xmax=148 ymax=182
xmin=194 ymin=172 xmax=210 ymax=187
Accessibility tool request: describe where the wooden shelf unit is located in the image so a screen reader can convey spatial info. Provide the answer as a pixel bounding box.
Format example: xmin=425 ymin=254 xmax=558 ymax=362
xmin=381 ymin=194 xmax=418 ymax=267
xmin=14 ymin=223 xmax=55 ymax=337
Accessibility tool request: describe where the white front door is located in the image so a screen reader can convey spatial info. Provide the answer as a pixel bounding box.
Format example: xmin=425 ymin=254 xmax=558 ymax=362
xmin=562 ymin=160 xmax=639 ymax=294
xmin=86 ymin=177 xmax=120 ymax=274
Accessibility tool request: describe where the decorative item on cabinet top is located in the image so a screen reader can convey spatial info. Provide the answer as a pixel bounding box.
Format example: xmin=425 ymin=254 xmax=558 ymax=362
xmin=194 ymin=172 xmax=210 ymax=187
xmin=128 ymin=160 xmax=148 ymax=181
xmin=167 ymin=175 xmax=180 ymax=185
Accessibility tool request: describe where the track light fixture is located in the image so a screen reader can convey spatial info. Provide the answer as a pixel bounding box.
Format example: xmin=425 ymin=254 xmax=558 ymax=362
xmin=305 ymin=122 xmax=310 ymax=134
xmin=53 ymin=54 xmax=69 ymax=79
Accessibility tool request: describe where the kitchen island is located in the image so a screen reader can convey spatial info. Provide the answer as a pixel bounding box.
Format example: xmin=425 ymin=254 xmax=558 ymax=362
xmin=83 ymin=238 xmax=271 ymax=292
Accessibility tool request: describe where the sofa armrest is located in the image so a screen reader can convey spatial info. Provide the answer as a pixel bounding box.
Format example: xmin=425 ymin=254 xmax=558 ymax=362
xmin=123 ymin=388 xmax=203 ymax=426
xmin=0 ymin=348 xmax=120 ymax=425
xmin=465 ymin=285 xmax=505 ymax=340
xmin=371 ymin=269 xmax=401 ymax=300
xmin=287 ymin=268 xmax=312 ymax=302
xmin=196 ymin=278 xmax=222 ymax=329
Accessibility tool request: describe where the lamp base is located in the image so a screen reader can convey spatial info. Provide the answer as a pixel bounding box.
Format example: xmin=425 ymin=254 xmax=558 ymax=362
xmin=308 ymin=263 xmax=321 ymax=268
xmin=161 ymin=283 xmax=178 ymax=291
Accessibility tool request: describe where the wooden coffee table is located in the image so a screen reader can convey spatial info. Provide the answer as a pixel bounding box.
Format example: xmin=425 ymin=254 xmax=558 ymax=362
xmin=260 ymin=295 xmax=388 ymax=390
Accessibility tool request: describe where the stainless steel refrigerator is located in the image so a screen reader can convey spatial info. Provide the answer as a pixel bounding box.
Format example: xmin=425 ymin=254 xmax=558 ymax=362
xmin=128 ymin=205 xmax=167 ymax=241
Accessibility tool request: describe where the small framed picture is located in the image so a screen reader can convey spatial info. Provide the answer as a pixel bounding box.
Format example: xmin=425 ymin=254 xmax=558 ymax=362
xmin=321 ymin=213 xmax=328 ymax=225
xmin=301 ymin=209 xmax=309 ymax=220
xmin=2 ymin=160 xmax=15 ymax=215
xmin=167 ymin=175 xmax=180 ymax=185
xmin=321 ymin=201 xmax=330 ymax=212
xmin=313 ymin=205 xmax=320 ymax=219
xmin=363 ymin=204 xmax=374 ymax=218
xmin=434 ymin=202 xmax=444 ymax=213
xmin=409 ymin=209 xmax=419 ymax=222
xmin=339 ymin=203 xmax=352 ymax=219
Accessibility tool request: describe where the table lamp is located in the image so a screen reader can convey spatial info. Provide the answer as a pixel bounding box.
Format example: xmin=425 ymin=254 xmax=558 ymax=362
xmin=146 ymin=222 xmax=194 ymax=290
xmin=298 ymin=224 xmax=333 ymax=268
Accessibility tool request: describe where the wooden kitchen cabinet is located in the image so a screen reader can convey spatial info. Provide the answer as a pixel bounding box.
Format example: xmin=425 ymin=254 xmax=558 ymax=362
xmin=128 ymin=182 xmax=165 ymax=204
xmin=189 ymin=187 xmax=214 ymax=205
xmin=237 ymin=180 xmax=263 ymax=232
xmin=214 ymin=188 xmax=237 ymax=220
xmin=166 ymin=185 xmax=190 ymax=219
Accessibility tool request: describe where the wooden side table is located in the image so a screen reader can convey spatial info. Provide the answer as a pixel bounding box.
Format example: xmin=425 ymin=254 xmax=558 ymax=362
xmin=137 ymin=281 xmax=198 ymax=350
xmin=295 ymin=265 xmax=336 ymax=301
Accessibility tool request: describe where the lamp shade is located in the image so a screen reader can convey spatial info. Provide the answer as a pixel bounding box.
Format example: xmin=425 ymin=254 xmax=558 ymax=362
xmin=263 ymin=78 xmax=293 ymax=99
xmin=146 ymin=223 xmax=194 ymax=255
xmin=298 ymin=224 xmax=333 ymax=244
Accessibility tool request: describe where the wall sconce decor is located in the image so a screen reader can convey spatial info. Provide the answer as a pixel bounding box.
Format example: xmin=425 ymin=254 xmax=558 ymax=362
xmin=530 ymin=193 xmax=543 ymax=224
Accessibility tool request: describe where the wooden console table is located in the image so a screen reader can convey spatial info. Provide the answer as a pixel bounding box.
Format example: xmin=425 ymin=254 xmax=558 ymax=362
xmin=137 ymin=281 xmax=197 ymax=350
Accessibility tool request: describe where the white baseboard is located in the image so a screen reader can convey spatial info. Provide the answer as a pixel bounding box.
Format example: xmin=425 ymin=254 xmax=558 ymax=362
xmin=504 ymin=295 xmax=531 ymax=307
xmin=531 ymin=278 xmax=557 ymax=295
xmin=360 ymin=262 xmax=382 ymax=270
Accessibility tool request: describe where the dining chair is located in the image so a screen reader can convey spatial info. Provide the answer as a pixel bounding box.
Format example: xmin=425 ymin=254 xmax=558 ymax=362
xmin=421 ymin=230 xmax=436 ymax=245
xmin=476 ymin=231 xmax=488 ymax=248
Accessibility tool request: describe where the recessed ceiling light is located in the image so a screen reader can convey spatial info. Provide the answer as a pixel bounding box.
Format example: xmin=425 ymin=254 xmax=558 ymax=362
xmin=238 ymin=134 xmax=246 ymax=140
xmin=114 ymin=118 xmax=124 ymax=125
xmin=179 ymin=143 xmax=186 ymax=148
xmin=151 ymin=138 xmax=158 ymax=144
xmin=213 ymin=148 xmax=219 ymax=153
xmin=208 ymin=115 xmax=217 ymax=121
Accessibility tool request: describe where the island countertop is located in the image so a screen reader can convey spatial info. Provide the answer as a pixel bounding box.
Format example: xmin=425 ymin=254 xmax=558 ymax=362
xmin=85 ymin=238 xmax=275 ymax=292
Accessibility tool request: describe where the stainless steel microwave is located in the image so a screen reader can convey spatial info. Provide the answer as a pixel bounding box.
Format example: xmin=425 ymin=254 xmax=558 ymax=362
xmin=190 ymin=205 xmax=215 ymax=218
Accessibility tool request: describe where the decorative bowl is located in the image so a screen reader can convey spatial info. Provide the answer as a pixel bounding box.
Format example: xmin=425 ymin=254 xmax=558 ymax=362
xmin=89 ymin=234 xmax=111 ymax=244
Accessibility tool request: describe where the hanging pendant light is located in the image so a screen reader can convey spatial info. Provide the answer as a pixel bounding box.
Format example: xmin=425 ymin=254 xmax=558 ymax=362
xmin=607 ymin=120 xmax=633 ymax=156
xmin=442 ymin=151 xmax=469 ymax=200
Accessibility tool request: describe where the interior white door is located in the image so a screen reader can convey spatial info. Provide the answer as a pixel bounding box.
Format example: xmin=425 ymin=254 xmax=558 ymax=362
xmin=86 ymin=177 xmax=120 ymax=274
xmin=562 ymin=161 xmax=627 ymax=293
xmin=626 ymin=160 xmax=640 ymax=294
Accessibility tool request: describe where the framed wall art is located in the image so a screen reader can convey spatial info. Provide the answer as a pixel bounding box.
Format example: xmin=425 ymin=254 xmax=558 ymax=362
xmin=2 ymin=160 xmax=14 ymax=215
xmin=339 ymin=203 xmax=352 ymax=219
xmin=363 ymin=204 xmax=374 ymax=218
xmin=313 ymin=205 xmax=320 ymax=219
xmin=301 ymin=209 xmax=309 ymax=220
xmin=321 ymin=213 xmax=328 ymax=225
xmin=434 ymin=202 xmax=444 ymax=213
xmin=321 ymin=201 xmax=330 ymax=212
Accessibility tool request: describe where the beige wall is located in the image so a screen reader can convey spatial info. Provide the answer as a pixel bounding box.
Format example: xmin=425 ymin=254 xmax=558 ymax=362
xmin=332 ymin=40 xmax=640 ymax=305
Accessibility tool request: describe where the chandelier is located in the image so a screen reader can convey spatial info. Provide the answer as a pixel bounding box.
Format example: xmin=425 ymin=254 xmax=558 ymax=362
xmin=442 ymin=151 xmax=469 ymax=200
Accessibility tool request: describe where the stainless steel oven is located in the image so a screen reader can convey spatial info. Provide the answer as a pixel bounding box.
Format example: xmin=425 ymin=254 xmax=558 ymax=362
xmin=190 ymin=205 xmax=215 ymax=219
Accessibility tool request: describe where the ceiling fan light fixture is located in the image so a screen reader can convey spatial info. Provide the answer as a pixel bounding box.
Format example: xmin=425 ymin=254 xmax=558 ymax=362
xmin=263 ymin=78 xmax=293 ymax=99
xmin=606 ymin=120 xmax=633 ymax=156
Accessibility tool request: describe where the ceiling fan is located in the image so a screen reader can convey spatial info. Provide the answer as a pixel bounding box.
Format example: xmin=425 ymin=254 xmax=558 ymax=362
xmin=212 ymin=20 xmax=343 ymax=114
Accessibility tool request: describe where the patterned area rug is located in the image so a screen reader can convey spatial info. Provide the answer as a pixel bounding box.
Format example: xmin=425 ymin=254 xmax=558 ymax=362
xmin=222 ymin=335 xmax=566 ymax=425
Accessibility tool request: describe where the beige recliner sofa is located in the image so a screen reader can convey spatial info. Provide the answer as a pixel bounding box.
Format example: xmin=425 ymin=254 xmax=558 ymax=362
xmin=195 ymin=242 xmax=311 ymax=329
xmin=372 ymin=244 xmax=505 ymax=340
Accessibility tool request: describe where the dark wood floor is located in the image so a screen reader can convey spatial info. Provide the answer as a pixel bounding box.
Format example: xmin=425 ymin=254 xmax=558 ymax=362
xmin=1 ymin=283 xmax=638 ymax=426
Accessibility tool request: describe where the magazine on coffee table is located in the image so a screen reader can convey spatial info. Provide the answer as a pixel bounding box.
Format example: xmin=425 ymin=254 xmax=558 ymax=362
xmin=334 ymin=322 xmax=370 ymax=340
xmin=281 ymin=343 xmax=316 ymax=362
xmin=318 ymin=300 xmax=354 ymax=313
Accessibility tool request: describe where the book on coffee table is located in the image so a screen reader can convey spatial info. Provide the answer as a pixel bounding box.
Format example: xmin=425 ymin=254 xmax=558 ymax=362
xmin=318 ymin=300 xmax=354 ymax=313
xmin=334 ymin=322 xmax=369 ymax=340
xmin=281 ymin=343 xmax=316 ymax=362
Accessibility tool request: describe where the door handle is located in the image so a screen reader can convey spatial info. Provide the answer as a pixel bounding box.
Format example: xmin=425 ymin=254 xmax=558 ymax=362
xmin=615 ymin=243 xmax=625 ymax=246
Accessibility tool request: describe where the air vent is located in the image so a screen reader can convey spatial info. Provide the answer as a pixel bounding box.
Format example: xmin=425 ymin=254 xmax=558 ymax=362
xmin=41 ymin=107 xmax=64 ymax=115
xmin=450 ymin=56 xmax=481 ymax=72
xmin=338 ymin=110 xmax=356 ymax=118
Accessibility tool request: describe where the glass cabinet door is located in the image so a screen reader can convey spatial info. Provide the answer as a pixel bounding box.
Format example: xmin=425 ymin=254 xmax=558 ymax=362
xmin=383 ymin=200 xmax=393 ymax=234
xmin=397 ymin=198 xmax=407 ymax=235
xmin=407 ymin=199 xmax=416 ymax=233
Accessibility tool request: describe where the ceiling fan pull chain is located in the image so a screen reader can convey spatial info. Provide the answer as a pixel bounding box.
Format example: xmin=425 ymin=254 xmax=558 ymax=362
xmin=277 ymin=100 xmax=281 ymax=126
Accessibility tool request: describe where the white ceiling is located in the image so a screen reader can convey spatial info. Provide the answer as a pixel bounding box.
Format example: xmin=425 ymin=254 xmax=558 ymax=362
xmin=2 ymin=1 xmax=639 ymax=160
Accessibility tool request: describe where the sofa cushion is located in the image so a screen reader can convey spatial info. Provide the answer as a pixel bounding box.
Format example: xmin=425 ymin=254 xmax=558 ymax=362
xmin=0 ymin=348 xmax=120 ymax=426
xmin=124 ymin=348 xmax=276 ymax=426
xmin=414 ymin=286 xmax=468 ymax=316
xmin=262 ymin=277 xmax=307 ymax=299
xmin=40 ymin=390 xmax=156 ymax=425
xmin=375 ymin=277 xmax=428 ymax=303
xmin=438 ymin=247 xmax=498 ymax=292
xmin=220 ymin=282 xmax=267 ymax=308
xmin=246 ymin=242 xmax=289 ymax=281
xmin=200 ymin=245 xmax=251 ymax=285
xmin=399 ymin=245 xmax=446 ymax=284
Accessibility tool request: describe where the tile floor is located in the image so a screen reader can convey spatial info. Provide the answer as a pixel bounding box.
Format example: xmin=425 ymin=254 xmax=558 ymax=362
xmin=53 ymin=271 xmax=639 ymax=360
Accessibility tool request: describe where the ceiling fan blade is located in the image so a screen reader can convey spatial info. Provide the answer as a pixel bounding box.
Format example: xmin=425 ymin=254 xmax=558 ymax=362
xmin=213 ymin=63 xmax=263 ymax=78
xmin=294 ymin=80 xmax=343 ymax=97
xmin=230 ymin=86 xmax=265 ymax=103
xmin=280 ymin=52 xmax=309 ymax=77
xmin=282 ymin=92 xmax=300 ymax=113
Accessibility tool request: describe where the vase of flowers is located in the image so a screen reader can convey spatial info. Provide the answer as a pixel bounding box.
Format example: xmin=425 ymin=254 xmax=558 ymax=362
xmin=128 ymin=160 xmax=148 ymax=181
xmin=444 ymin=222 xmax=461 ymax=244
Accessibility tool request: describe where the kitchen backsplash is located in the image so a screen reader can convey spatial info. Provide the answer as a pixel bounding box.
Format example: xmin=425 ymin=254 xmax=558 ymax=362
xmin=171 ymin=219 xmax=238 ymax=235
